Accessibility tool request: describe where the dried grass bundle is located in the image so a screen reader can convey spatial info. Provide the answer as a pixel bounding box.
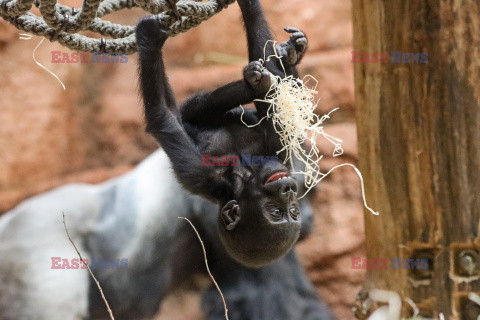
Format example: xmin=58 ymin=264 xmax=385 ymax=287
xmin=242 ymin=41 xmax=378 ymax=215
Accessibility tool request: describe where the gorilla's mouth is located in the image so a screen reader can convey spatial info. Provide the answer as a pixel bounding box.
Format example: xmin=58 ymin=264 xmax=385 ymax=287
xmin=264 ymin=171 xmax=289 ymax=184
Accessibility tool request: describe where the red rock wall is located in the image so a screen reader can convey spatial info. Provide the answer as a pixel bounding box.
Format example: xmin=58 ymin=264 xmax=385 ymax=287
xmin=0 ymin=0 xmax=365 ymax=319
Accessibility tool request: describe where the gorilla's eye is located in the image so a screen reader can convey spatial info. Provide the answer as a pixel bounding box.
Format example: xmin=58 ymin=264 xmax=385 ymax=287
xmin=289 ymin=207 xmax=299 ymax=220
xmin=270 ymin=209 xmax=284 ymax=221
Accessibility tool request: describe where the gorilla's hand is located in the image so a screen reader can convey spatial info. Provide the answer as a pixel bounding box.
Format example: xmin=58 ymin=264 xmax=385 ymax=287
xmin=243 ymin=61 xmax=275 ymax=95
xmin=136 ymin=15 xmax=170 ymax=49
xmin=276 ymin=27 xmax=308 ymax=66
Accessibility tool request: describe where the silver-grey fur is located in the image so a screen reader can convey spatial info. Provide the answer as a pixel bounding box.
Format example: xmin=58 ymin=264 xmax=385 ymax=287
xmin=0 ymin=149 xmax=334 ymax=320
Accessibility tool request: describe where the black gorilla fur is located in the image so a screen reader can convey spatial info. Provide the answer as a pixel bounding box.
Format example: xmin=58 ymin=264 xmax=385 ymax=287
xmin=137 ymin=0 xmax=313 ymax=268
xmin=0 ymin=1 xmax=335 ymax=320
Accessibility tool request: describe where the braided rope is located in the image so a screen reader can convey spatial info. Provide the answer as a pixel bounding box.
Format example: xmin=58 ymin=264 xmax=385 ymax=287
xmin=0 ymin=0 xmax=234 ymax=54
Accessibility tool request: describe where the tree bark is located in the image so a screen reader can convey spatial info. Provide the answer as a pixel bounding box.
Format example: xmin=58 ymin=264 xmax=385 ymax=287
xmin=352 ymin=1 xmax=480 ymax=319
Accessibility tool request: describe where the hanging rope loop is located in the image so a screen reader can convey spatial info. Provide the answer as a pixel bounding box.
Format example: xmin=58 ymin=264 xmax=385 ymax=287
xmin=0 ymin=0 xmax=234 ymax=54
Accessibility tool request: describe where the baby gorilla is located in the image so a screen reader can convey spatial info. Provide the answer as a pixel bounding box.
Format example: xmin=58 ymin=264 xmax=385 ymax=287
xmin=136 ymin=0 xmax=308 ymax=268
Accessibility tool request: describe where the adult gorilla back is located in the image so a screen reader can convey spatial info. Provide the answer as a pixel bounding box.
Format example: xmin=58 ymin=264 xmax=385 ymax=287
xmin=0 ymin=149 xmax=334 ymax=320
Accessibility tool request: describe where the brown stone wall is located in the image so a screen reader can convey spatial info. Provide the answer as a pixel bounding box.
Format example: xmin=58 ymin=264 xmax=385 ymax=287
xmin=0 ymin=0 xmax=365 ymax=319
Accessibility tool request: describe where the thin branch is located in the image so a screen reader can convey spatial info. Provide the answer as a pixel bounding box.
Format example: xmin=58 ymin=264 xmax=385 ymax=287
xmin=62 ymin=212 xmax=115 ymax=320
xmin=178 ymin=217 xmax=229 ymax=320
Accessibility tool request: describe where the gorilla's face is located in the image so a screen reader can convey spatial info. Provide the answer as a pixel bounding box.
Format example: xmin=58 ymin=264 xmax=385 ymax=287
xmin=217 ymin=162 xmax=301 ymax=268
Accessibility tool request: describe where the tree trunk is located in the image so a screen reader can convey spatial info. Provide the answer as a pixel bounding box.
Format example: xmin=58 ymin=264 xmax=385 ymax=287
xmin=352 ymin=1 xmax=480 ymax=319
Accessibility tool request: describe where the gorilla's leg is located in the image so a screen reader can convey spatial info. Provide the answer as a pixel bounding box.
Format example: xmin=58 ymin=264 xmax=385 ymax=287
xmin=237 ymin=0 xmax=306 ymax=130
xmin=179 ymin=1 xmax=308 ymax=128
xmin=180 ymin=0 xmax=309 ymax=128
xmin=181 ymin=0 xmax=294 ymax=127
xmin=179 ymin=80 xmax=256 ymax=127
xmin=237 ymin=0 xmax=279 ymax=70
xmin=202 ymin=251 xmax=335 ymax=320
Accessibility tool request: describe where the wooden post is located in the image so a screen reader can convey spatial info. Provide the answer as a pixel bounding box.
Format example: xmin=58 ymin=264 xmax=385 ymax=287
xmin=352 ymin=1 xmax=480 ymax=319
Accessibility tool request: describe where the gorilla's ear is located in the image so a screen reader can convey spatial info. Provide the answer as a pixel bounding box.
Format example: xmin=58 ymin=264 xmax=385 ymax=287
xmin=221 ymin=200 xmax=241 ymax=231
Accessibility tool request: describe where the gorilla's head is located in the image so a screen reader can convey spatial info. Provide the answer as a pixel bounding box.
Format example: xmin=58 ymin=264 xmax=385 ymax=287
xmin=217 ymin=161 xmax=301 ymax=268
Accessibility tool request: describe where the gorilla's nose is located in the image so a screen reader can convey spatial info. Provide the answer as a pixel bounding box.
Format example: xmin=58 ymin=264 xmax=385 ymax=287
xmin=280 ymin=180 xmax=298 ymax=197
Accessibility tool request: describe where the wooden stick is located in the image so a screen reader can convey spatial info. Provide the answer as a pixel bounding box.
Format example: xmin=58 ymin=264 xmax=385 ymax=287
xmin=62 ymin=212 xmax=115 ymax=320
xmin=178 ymin=217 xmax=229 ymax=320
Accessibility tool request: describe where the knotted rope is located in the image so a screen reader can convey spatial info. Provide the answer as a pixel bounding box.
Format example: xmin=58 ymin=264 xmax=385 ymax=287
xmin=0 ymin=0 xmax=234 ymax=54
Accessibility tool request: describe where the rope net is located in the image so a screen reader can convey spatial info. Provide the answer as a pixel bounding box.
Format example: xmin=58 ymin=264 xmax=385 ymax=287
xmin=0 ymin=0 xmax=233 ymax=53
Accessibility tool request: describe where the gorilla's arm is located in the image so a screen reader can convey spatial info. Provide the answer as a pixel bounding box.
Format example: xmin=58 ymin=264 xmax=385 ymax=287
xmin=136 ymin=21 xmax=234 ymax=202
